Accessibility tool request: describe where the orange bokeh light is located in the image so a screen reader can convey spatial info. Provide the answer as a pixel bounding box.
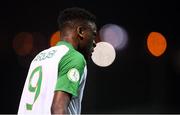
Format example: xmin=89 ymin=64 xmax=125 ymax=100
xmin=147 ymin=32 xmax=167 ymax=57
xmin=13 ymin=32 xmax=33 ymax=56
xmin=50 ymin=31 xmax=61 ymax=47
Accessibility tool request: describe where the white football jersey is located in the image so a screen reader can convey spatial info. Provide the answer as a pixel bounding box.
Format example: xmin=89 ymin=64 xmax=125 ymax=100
xmin=18 ymin=41 xmax=87 ymax=114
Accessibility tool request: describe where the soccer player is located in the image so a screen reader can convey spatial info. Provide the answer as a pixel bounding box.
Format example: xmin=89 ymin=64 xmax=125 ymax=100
xmin=18 ymin=7 xmax=97 ymax=114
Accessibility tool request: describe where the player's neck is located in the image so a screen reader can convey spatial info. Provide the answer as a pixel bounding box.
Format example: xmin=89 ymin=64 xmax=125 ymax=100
xmin=61 ymin=37 xmax=78 ymax=50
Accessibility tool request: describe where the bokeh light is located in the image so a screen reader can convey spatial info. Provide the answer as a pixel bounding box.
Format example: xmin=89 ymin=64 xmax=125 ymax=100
xmin=12 ymin=32 xmax=47 ymax=67
xmin=99 ymin=24 xmax=128 ymax=50
xmin=13 ymin=32 xmax=33 ymax=56
xmin=91 ymin=42 xmax=116 ymax=67
xmin=147 ymin=32 xmax=167 ymax=57
xmin=50 ymin=31 xmax=61 ymax=47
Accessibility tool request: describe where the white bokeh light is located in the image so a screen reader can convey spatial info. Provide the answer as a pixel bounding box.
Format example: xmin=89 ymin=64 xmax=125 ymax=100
xmin=99 ymin=24 xmax=128 ymax=50
xmin=91 ymin=42 xmax=116 ymax=67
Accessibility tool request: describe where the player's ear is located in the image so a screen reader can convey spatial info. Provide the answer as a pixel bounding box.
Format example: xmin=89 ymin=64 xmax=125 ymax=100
xmin=77 ymin=26 xmax=85 ymax=40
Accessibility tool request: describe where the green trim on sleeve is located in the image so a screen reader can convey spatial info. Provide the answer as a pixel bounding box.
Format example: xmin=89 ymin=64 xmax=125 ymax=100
xmin=55 ymin=45 xmax=86 ymax=97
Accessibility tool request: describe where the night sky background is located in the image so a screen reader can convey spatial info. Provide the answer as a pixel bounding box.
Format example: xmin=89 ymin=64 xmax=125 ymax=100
xmin=0 ymin=0 xmax=180 ymax=114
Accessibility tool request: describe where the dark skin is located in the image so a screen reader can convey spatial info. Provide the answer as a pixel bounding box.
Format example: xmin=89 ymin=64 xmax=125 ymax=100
xmin=51 ymin=21 xmax=97 ymax=114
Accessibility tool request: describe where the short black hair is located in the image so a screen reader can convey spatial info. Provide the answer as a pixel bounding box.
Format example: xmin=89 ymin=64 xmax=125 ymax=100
xmin=57 ymin=7 xmax=96 ymax=30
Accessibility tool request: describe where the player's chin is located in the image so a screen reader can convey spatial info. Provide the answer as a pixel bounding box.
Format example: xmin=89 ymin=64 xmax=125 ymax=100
xmin=87 ymin=52 xmax=93 ymax=60
xmin=85 ymin=48 xmax=94 ymax=60
xmin=90 ymin=47 xmax=94 ymax=54
xmin=89 ymin=49 xmax=94 ymax=57
xmin=89 ymin=53 xmax=92 ymax=57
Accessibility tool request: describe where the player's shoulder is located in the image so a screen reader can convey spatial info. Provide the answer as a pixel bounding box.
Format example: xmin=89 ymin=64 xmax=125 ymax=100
xmin=58 ymin=46 xmax=86 ymax=71
xmin=65 ymin=48 xmax=85 ymax=66
xmin=71 ymin=48 xmax=84 ymax=60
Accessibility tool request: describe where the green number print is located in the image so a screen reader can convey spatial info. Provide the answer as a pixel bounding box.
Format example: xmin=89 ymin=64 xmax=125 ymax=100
xmin=26 ymin=66 xmax=42 ymax=110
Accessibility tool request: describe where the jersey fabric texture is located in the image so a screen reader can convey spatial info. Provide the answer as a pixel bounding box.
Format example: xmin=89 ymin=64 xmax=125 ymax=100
xmin=18 ymin=41 xmax=87 ymax=114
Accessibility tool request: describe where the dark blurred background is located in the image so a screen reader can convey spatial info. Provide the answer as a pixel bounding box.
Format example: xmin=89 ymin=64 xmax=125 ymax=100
xmin=0 ymin=0 xmax=180 ymax=113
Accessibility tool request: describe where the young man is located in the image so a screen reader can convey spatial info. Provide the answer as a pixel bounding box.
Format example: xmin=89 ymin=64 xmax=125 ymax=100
xmin=18 ymin=7 xmax=97 ymax=114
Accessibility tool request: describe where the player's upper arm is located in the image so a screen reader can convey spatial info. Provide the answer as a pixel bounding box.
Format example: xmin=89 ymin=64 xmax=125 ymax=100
xmin=51 ymin=91 xmax=70 ymax=114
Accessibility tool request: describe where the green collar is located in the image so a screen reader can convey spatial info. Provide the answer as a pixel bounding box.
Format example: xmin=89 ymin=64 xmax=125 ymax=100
xmin=56 ymin=41 xmax=74 ymax=50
